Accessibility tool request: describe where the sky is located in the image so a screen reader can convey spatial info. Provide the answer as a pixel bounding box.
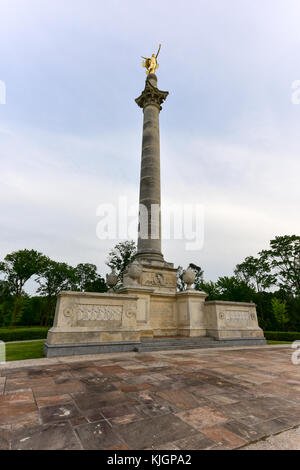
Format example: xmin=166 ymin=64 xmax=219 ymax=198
xmin=0 ymin=0 xmax=300 ymax=293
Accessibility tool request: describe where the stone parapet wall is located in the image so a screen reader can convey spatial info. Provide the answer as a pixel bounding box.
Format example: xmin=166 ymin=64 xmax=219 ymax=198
xmin=45 ymin=290 xmax=265 ymax=356
xmin=47 ymin=291 xmax=139 ymax=345
xmin=204 ymin=300 xmax=264 ymax=340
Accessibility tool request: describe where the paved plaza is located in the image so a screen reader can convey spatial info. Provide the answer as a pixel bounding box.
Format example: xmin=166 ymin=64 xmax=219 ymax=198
xmin=0 ymin=345 xmax=299 ymax=450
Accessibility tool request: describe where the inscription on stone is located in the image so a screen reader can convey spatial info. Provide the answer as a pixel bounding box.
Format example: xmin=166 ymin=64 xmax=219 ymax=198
xmin=225 ymin=311 xmax=250 ymax=322
xmin=76 ymin=305 xmax=122 ymax=321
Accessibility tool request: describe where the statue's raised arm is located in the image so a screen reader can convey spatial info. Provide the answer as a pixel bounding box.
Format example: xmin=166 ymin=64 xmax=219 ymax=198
xmin=155 ymin=44 xmax=161 ymax=59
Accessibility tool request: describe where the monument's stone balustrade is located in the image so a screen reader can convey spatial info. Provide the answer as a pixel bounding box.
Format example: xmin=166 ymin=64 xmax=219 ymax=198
xmin=46 ymin=291 xmax=140 ymax=350
xmin=45 ymin=285 xmax=265 ymax=356
xmin=205 ymin=300 xmax=265 ymax=340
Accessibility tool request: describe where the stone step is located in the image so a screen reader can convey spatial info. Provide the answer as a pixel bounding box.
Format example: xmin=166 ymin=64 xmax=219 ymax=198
xmin=137 ymin=336 xmax=267 ymax=353
xmin=141 ymin=342 xmax=202 ymax=346
xmin=140 ymin=342 xmax=214 ymax=348
xmin=141 ymin=337 xmax=212 ymax=343
xmin=138 ymin=345 xmax=215 ymax=352
xmin=138 ymin=336 xmax=217 ymax=352
xmin=139 ymin=342 xmax=214 ymax=348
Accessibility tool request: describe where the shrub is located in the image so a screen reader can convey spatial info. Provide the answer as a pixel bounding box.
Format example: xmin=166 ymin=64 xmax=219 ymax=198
xmin=264 ymin=331 xmax=300 ymax=342
xmin=0 ymin=327 xmax=49 ymax=342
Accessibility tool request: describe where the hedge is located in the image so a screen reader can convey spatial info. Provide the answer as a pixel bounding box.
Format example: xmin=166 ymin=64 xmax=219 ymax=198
xmin=264 ymin=331 xmax=300 ymax=342
xmin=0 ymin=327 xmax=49 ymax=342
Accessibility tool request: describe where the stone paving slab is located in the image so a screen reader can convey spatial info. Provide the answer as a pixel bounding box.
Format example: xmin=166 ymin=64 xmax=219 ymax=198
xmin=0 ymin=345 xmax=299 ymax=450
xmin=242 ymin=425 xmax=300 ymax=450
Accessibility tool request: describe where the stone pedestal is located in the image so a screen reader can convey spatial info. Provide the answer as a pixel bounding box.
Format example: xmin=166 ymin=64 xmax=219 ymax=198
xmin=176 ymin=290 xmax=208 ymax=337
xmin=45 ymin=291 xmax=140 ymax=357
xmin=205 ymin=300 xmax=265 ymax=340
xmin=123 ymin=259 xmax=177 ymax=294
xmin=118 ymin=286 xmax=153 ymax=337
xmin=121 ymin=257 xmax=179 ymax=337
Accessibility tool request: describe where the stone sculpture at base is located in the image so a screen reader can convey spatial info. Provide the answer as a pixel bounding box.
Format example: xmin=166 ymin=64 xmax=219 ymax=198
xmin=45 ymin=60 xmax=265 ymax=357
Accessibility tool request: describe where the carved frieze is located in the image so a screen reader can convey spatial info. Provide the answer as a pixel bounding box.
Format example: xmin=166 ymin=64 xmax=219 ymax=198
xmin=218 ymin=310 xmax=256 ymax=323
xmin=64 ymin=304 xmax=123 ymax=322
xmin=225 ymin=311 xmax=249 ymax=321
xmin=142 ymin=271 xmax=176 ymax=288
xmin=124 ymin=301 xmax=137 ymax=319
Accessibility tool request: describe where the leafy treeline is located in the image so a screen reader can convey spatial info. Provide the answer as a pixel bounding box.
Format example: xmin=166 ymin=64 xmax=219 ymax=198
xmin=0 ymin=235 xmax=299 ymax=330
xmin=0 ymin=241 xmax=136 ymax=327
xmin=0 ymin=250 xmax=107 ymax=327
xmin=178 ymin=235 xmax=300 ymax=331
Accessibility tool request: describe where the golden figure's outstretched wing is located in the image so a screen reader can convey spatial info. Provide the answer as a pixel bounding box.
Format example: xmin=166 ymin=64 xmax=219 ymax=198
xmin=142 ymin=58 xmax=151 ymax=70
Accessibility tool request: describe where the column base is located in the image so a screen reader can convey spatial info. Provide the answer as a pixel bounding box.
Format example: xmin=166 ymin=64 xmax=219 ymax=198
xmin=135 ymin=250 xmax=164 ymax=263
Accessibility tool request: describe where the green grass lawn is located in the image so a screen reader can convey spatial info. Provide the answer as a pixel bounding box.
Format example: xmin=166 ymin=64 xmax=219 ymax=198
xmin=5 ymin=340 xmax=45 ymax=362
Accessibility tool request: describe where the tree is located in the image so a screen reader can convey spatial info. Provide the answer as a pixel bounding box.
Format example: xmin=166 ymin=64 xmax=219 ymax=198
xmin=0 ymin=249 xmax=44 ymax=325
xmin=0 ymin=249 xmax=44 ymax=297
xmin=287 ymin=295 xmax=300 ymax=332
xmin=19 ymin=296 xmax=46 ymax=326
xmin=0 ymin=280 xmax=12 ymax=298
xmin=36 ymin=258 xmax=75 ymax=325
xmin=0 ymin=296 xmax=15 ymax=327
xmin=235 ymin=254 xmax=276 ymax=327
xmin=84 ymin=276 xmax=108 ymax=293
xmin=235 ymin=255 xmax=275 ymax=292
xmin=262 ymin=235 xmax=300 ymax=296
xmin=197 ymin=280 xmax=221 ymax=300
xmin=36 ymin=259 xmax=74 ymax=298
xmin=106 ymin=240 xmax=137 ymax=286
xmin=216 ymin=276 xmax=256 ymax=303
xmin=271 ymin=298 xmax=289 ymax=330
xmin=74 ymin=263 xmax=98 ymax=291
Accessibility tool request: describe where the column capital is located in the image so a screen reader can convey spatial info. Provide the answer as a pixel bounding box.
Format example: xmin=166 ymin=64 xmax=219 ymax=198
xmin=135 ymin=74 xmax=168 ymax=111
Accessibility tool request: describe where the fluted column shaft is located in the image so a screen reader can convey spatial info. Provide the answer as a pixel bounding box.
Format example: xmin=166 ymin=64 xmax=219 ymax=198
xmin=135 ymin=74 xmax=168 ymax=261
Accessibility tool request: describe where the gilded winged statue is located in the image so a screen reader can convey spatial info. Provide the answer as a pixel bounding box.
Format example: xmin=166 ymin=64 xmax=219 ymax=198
xmin=141 ymin=44 xmax=161 ymax=75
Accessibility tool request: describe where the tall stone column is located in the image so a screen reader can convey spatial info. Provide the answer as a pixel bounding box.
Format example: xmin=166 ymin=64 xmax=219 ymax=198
xmin=135 ymin=73 xmax=168 ymax=262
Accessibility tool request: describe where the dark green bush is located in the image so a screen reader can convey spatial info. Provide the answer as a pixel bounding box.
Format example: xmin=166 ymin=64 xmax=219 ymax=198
xmin=264 ymin=331 xmax=300 ymax=342
xmin=0 ymin=327 xmax=49 ymax=342
xmin=20 ymin=297 xmax=47 ymax=326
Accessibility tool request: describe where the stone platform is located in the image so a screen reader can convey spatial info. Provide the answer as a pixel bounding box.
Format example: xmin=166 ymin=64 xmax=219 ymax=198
xmin=45 ymin=336 xmax=266 ymax=357
xmin=0 ymin=345 xmax=299 ymax=450
xmin=44 ymin=282 xmax=265 ymax=357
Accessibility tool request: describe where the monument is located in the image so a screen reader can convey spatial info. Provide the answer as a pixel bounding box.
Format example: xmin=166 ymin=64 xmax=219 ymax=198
xmin=44 ymin=47 xmax=265 ymax=357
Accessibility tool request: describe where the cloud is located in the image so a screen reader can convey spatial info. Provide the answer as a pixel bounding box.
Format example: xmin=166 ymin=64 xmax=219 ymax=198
xmin=1 ymin=0 xmax=300 ymax=293
xmin=1 ymin=120 xmax=299 ymax=294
